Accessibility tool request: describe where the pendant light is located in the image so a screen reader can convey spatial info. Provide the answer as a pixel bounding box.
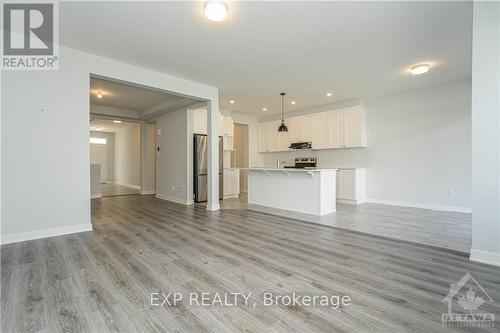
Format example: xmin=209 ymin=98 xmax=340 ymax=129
xmin=278 ymin=92 xmax=288 ymax=132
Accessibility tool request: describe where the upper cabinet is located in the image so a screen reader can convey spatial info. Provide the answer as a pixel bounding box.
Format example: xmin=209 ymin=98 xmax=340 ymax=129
xmin=258 ymin=122 xmax=269 ymax=153
xmin=192 ymin=108 xmax=233 ymax=139
xmin=258 ymin=105 xmax=367 ymax=152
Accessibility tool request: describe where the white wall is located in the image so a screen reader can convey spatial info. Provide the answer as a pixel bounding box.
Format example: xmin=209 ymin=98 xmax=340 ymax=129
xmin=90 ymin=131 xmax=115 ymax=181
xmin=1 ymin=45 xmax=218 ymax=244
xmin=155 ymin=108 xmax=191 ymax=204
xmin=470 ymin=2 xmax=500 ymax=266
xmin=255 ymin=80 xmax=472 ymax=212
xmin=115 ymin=124 xmax=141 ymax=188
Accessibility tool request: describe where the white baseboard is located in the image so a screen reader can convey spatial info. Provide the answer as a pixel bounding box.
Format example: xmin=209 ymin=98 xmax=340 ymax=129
xmin=116 ymin=183 xmax=141 ymax=190
xmin=140 ymin=190 xmax=156 ymax=195
xmin=1 ymin=223 xmax=93 ymax=245
xmin=470 ymin=248 xmax=500 ymax=267
xmin=91 ymin=193 xmax=102 ymax=199
xmin=365 ymin=198 xmax=471 ymax=213
xmin=224 ymin=194 xmax=239 ymax=199
xmin=337 ymin=198 xmax=365 ymax=205
xmin=155 ymin=193 xmax=189 ymax=205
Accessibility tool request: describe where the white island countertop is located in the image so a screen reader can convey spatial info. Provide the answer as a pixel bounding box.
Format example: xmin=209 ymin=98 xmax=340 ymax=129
xmin=246 ymin=167 xmax=337 ymax=216
xmin=244 ymin=167 xmax=338 ymax=172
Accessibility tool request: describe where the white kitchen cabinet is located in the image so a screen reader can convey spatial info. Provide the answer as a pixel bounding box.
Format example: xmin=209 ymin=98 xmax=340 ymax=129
xmin=342 ymin=106 xmax=366 ymax=148
xmin=191 ymin=108 xmax=226 ymax=137
xmin=300 ymin=115 xmax=313 ymax=142
xmin=268 ymin=120 xmax=281 ymax=152
xmin=258 ymin=123 xmax=269 ymax=152
xmin=311 ymin=112 xmax=328 ymax=149
xmin=223 ymin=135 xmax=233 ymax=151
xmin=288 ymin=117 xmax=302 ymax=143
xmin=257 ymin=105 xmax=366 ymax=152
xmin=327 ymin=110 xmax=343 ymax=148
xmin=218 ymin=114 xmax=224 ymax=136
xmin=223 ymin=168 xmax=240 ymax=199
xmin=192 ymin=108 xmax=207 ymax=134
xmin=223 ymin=116 xmax=234 ymax=136
xmin=336 ymin=168 xmax=366 ymax=204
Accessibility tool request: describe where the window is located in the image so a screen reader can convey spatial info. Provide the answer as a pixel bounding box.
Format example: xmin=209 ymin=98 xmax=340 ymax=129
xmin=90 ymin=137 xmax=107 ymax=144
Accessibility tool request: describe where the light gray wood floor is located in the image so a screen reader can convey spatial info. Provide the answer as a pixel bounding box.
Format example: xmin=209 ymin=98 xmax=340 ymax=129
xmin=100 ymin=183 xmax=140 ymax=197
xmin=220 ymin=196 xmax=472 ymax=253
xmin=1 ymin=195 xmax=498 ymax=333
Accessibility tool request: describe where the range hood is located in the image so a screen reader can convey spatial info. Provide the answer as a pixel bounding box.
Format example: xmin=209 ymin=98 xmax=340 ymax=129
xmin=289 ymin=142 xmax=312 ymax=150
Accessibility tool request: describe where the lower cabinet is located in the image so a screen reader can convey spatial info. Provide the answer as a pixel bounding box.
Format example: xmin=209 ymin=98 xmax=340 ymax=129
xmin=223 ymin=168 xmax=240 ymax=199
xmin=336 ymin=168 xmax=366 ymax=205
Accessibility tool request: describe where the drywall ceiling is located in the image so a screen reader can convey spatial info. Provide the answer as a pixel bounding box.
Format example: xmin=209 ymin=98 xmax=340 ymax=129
xmin=90 ymin=119 xmax=137 ymax=133
xmin=62 ymin=1 xmax=472 ymax=116
xmin=90 ymin=77 xmax=189 ymax=111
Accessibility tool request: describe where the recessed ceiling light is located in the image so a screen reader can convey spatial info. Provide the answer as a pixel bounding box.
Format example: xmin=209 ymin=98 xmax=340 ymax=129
xmin=291 ymin=101 xmax=296 ymax=105
xmin=204 ymin=1 xmax=228 ymax=22
xmin=326 ymin=92 xmax=333 ymax=97
xmin=262 ymin=107 xmax=268 ymax=112
xmin=113 ymin=120 xmax=122 ymax=124
xmin=410 ymin=64 xmax=430 ymax=75
xmin=96 ymin=91 xmax=103 ymax=99
xmin=229 ymin=100 xmax=235 ymax=104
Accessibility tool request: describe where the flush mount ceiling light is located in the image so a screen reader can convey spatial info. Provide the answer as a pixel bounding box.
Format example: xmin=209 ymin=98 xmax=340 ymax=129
xmin=410 ymin=64 xmax=430 ymax=75
xmin=113 ymin=120 xmax=122 ymax=124
xmin=204 ymin=1 xmax=228 ymax=22
xmin=262 ymin=107 xmax=267 ymax=112
xmin=326 ymin=92 xmax=333 ymax=97
xmin=229 ymin=100 xmax=235 ymax=104
xmin=278 ymin=92 xmax=288 ymax=132
xmin=291 ymin=101 xmax=296 ymax=105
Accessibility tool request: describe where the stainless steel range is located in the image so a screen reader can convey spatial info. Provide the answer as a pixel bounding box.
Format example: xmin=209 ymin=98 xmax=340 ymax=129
xmin=284 ymin=157 xmax=317 ymax=169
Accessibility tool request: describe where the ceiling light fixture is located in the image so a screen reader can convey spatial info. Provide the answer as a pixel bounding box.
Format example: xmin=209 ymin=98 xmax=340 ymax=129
xmin=229 ymin=100 xmax=235 ymax=104
xmin=410 ymin=64 xmax=430 ymax=75
xmin=113 ymin=120 xmax=122 ymax=124
xmin=262 ymin=107 xmax=267 ymax=112
xmin=278 ymin=92 xmax=288 ymax=132
xmin=96 ymin=91 xmax=103 ymax=99
xmin=291 ymin=101 xmax=296 ymax=105
xmin=204 ymin=1 xmax=228 ymax=22
xmin=94 ymin=127 xmax=104 ymax=131
xmin=326 ymin=92 xmax=333 ymax=97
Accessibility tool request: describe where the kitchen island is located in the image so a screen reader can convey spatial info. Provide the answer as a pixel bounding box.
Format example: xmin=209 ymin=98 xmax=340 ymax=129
xmin=246 ymin=168 xmax=337 ymax=216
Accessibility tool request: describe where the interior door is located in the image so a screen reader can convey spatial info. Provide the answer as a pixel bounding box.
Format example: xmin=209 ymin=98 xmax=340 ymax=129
xmin=90 ymin=143 xmax=108 ymax=183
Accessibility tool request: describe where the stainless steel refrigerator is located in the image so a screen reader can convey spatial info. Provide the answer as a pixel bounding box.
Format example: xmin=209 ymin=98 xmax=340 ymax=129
xmin=193 ymin=134 xmax=223 ymax=202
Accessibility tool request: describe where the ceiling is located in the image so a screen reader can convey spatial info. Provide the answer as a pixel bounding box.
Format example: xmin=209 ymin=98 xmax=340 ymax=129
xmin=90 ymin=119 xmax=137 ymax=133
xmin=62 ymin=1 xmax=472 ymax=116
xmin=90 ymin=77 xmax=191 ymax=111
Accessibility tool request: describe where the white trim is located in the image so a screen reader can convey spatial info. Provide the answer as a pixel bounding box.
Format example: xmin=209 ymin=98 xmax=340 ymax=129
xmin=206 ymin=203 xmax=221 ymax=211
xmin=1 ymin=223 xmax=93 ymax=245
xmin=140 ymin=190 xmax=156 ymax=195
xmin=224 ymin=194 xmax=239 ymax=199
xmin=91 ymin=193 xmax=102 ymax=199
xmin=337 ymin=198 xmax=365 ymax=205
xmin=470 ymin=248 xmax=500 ymax=267
xmin=155 ymin=193 xmax=189 ymax=205
xmin=365 ymin=198 xmax=472 ymax=213
xmin=116 ymin=183 xmax=141 ymax=190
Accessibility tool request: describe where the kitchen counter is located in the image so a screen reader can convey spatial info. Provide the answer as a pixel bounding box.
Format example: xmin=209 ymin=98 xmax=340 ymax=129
xmin=246 ymin=168 xmax=336 ymax=216
xmin=244 ymin=167 xmax=338 ymax=172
